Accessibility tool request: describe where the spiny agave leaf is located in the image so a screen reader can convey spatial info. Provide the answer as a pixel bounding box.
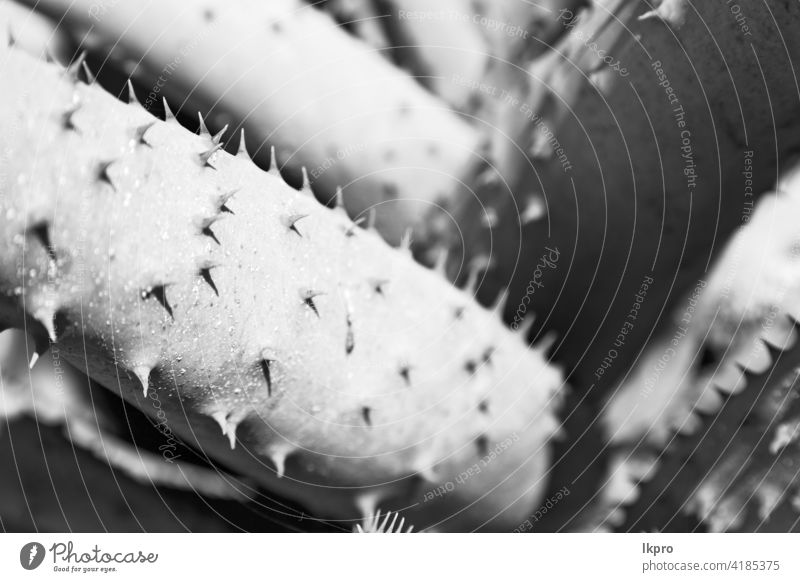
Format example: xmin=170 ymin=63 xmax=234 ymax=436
xmin=622 ymin=318 xmax=800 ymax=532
xmin=0 ymin=45 xmax=563 ymax=532
xmin=607 ymin=175 xmax=800 ymax=449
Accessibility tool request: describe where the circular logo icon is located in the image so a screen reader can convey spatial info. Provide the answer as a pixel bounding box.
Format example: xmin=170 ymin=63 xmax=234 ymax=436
xmin=20 ymin=542 xmax=46 ymax=570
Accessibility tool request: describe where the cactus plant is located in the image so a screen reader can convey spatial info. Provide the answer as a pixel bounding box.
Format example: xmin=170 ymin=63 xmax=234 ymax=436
xmin=0 ymin=43 xmax=564 ymax=532
xmin=4 ymin=0 xmax=800 ymax=536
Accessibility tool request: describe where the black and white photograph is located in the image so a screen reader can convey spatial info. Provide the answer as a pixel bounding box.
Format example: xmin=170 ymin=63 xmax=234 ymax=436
xmin=0 ymin=0 xmax=798 ymax=578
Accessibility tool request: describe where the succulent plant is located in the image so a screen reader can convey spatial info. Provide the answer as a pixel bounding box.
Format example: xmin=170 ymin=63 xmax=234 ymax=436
xmin=3 ymin=0 xmax=800 ymax=535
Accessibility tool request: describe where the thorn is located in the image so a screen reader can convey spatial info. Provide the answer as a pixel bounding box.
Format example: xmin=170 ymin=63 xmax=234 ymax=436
xmin=413 ymin=462 xmax=437 ymax=484
xmin=299 ymin=289 xmax=324 ymax=317
xmin=366 ymin=208 xmax=377 ymax=231
xmin=162 ymin=98 xmax=178 ymax=123
xmin=282 ymin=213 xmax=308 ymax=237
xmin=33 ymin=309 xmax=57 ymax=343
xmin=343 ymin=217 xmax=364 ymax=238
xmin=355 ymin=491 xmax=380 ymax=522
xmin=197 ymin=143 xmax=223 ymax=168
xmin=492 ymin=287 xmax=509 ymax=317
xmin=126 ymin=79 xmax=142 ymax=107
xmin=200 ymin=267 xmax=219 ymax=295
xmin=198 ymin=214 xmax=224 ymax=244
xmin=476 ymin=165 xmax=502 ymax=189
xmin=536 ymin=330 xmax=558 ymax=354
xmin=769 ymin=422 xmax=799 ymax=455
xmin=362 ymin=406 xmax=372 ymax=427
xmin=638 ymin=9 xmax=659 ymax=21
xmin=475 ymin=435 xmax=489 ymax=456
xmin=215 ymin=189 xmax=238 ymax=214
xmin=226 ymin=423 xmax=237 ymax=450
xmin=211 ymin=411 xmax=228 ymax=435
xmin=133 ymin=366 xmax=151 ymax=397
xmin=133 ymin=122 xmax=156 ymax=147
xmin=762 ymin=340 xmax=784 ymax=366
xmin=212 ymin=124 xmax=229 ymax=145
xmin=300 ymin=167 xmax=313 ymax=196
xmin=142 ymin=284 xmax=173 ymax=319
xmin=515 ymin=313 xmax=536 ymax=337
xmin=81 ymin=61 xmax=96 ymax=84
xmin=30 ymin=222 xmax=56 ymax=262
xmin=334 ymin=187 xmax=346 ymax=213
xmin=399 ymin=228 xmax=413 ymax=253
xmin=96 ymin=161 xmax=116 ymax=191
xmin=237 ymin=129 xmax=251 ymax=160
xmin=31 ymin=332 xmax=51 ymax=364
xmin=197 ymin=112 xmax=211 ymax=138
xmin=345 ymin=314 xmax=355 ymax=355
xmin=464 ymin=255 xmax=492 ymax=294
xmin=260 ymin=357 xmax=273 ymax=397
xmin=433 ymin=247 xmax=449 ymax=276
xmin=398 ymin=363 xmax=411 ymax=386
xmin=529 ymin=131 xmax=554 ymax=160
xmin=210 ymin=411 xmax=237 ymax=449
xmin=521 ymin=194 xmax=545 ymax=224
xmin=268 ymin=444 xmax=292 ymax=479
xmin=43 ymin=320 xmax=57 ymax=344
xmin=65 ymin=51 xmax=87 ymax=83
xmin=268 ymin=146 xmax=280 ymax=177
xmin=481 ymin=207 xmax=499 ymax=229
xmin=368 ymin=278 xmax=388 ymax=296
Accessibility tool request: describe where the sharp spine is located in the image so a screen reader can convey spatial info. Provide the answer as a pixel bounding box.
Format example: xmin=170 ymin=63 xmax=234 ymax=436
xmin=65 ymin=51 xmax=87 ymax=83
xmin=197 ymin=112 xmax=211 ymax=138
xmin=61 ymin=105 xmax=80 ymax=132
xmin=369 ymin=278 xmax=388 ymax=296
xmin=200 ymin=267 xmax=219 ymax=295
xmin=126 ymin=79 xmax=142 ymax=107
xmin=282 ymin=213 xmax=309 ymax=237
xmin=237 ymin=129 xmax=251 ymax=160
xmin=197 ymin=144 xmax=223 ymax=168
xmin=299 ymin=289 xmax=324 ymax=317
xmin=134 ymin=366 xmax=151 ymax=397
xmin=142 ymin=284 xmax=174 ymax=319
xmin=81 ymin=61 xmax=96 ymax=84
xmin=260 ymin=356 xmax=273 ymax=397
xmin=268 ymin=146 xmax=280 ymax=177
xmin=162 ymin=98 xmax=178 ymax=123
xmin=96 ymin=161 xmax=116 ymax=191
xmin=134 ymin=122 xmax=156 ymax=147
xmin=212 ymin=124 xmax=229 ymax=145
xmin=433 ymin=247 xmax=449 ymax=276
xmin=398 ymin=363 xmax=411 ymax=386
xmin=399 ymin=228 xmax=413 ymax=253
xmin=300 ymin=167 xmax=313 ymax=196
